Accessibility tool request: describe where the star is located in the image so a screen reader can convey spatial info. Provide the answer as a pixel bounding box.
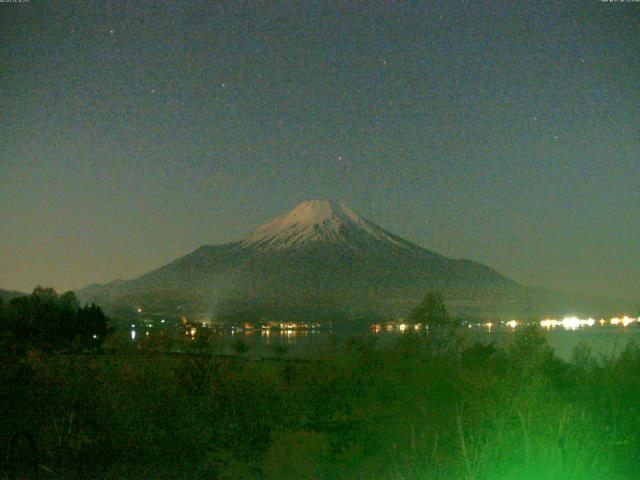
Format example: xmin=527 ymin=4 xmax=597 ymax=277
xmin=109 ymin=29 xmax=115 ymax=35
xmin=337 ymin=156 xmax=343 ymax=161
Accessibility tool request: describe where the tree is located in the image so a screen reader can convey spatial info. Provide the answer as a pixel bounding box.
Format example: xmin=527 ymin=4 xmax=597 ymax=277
xmin=1 ymin=287 xmax=110 ymax=351
xmin=409 ymin=291 xmax=450 ymax=328
xmin=76 ymin=303 xmax=109 ymax=347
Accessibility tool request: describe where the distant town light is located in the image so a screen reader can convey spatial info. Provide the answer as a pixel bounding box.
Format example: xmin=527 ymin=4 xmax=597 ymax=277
xmin=621 ymin=316 xmax=635 ymax=327
xmin=561 ymin=316 xmax=581 ymax=330
xmin=540 ymin=319 xmax=560 ymax=329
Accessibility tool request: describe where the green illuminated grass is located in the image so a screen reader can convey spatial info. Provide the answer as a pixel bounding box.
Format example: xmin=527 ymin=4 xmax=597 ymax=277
xmin=1 ymin=327 xmax=638 ymax=479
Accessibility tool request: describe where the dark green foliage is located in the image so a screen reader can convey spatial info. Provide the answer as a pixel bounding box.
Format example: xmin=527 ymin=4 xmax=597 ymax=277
xmin=272 ymin=343 xmax=289 ymax=358
xmin=75 ymin=304 xmax=109 ymax=346
xmin=232 ymin=338 xmax=250 ymax=356
xmin=409 ymin=291 xmax=450 ymax=327
xmin=0 ymin=286 xmax=110 ymax=351
xmin=1 ymin=326 xmax=638 ymax=479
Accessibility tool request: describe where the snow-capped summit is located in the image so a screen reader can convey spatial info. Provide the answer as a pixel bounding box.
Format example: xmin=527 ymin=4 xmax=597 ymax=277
xmin=240 ymin=200 xmax=409 ymax=250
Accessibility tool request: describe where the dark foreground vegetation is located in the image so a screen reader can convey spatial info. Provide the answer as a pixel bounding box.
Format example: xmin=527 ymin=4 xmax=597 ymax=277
xmin=2 ymin=290 xmax=640 ymax=479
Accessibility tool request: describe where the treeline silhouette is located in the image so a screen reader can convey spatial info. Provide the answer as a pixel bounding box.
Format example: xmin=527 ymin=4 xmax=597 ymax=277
xmin=0 ymin=287 xmax=109 ymax=353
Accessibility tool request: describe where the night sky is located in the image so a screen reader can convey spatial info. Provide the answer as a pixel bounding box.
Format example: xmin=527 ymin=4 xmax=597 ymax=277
xmin=1 ymin=1 xmax=639 ymax=300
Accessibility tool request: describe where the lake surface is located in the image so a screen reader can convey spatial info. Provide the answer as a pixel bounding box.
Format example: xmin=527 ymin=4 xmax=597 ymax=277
xmin=210 ymin=325 xmax=640 ymax=361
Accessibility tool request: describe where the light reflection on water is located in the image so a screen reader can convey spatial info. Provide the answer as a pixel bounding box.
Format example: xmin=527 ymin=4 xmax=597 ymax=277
xmin=219 ymin=324 xmax=640 ymax=361
xmin=131 ymin=316 xmax=640 ymax=361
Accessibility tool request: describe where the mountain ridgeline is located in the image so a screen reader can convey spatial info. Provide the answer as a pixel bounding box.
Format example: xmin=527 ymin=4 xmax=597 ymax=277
xmin=79 ymin=200 xmax=623 ymax=323
xmin=0 ymin=289 xmax=27 ymax=302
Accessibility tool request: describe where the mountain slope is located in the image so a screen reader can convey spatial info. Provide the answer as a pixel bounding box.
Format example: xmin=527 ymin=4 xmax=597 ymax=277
xmin=79 ymin=200 xmax=623 ymax=322
xmin=0 ymin=288 xmax=27 ymax=302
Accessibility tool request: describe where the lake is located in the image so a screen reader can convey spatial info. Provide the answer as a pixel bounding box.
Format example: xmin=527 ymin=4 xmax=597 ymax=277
xmin=206 ymin=323 xmax=640 ymax=361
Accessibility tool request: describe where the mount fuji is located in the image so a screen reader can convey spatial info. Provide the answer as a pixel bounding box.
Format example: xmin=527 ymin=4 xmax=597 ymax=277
xmin=240 ymin=200 xmax=412 ymax=251
xmin=79 ymin=200 xmax=617 ymax=323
